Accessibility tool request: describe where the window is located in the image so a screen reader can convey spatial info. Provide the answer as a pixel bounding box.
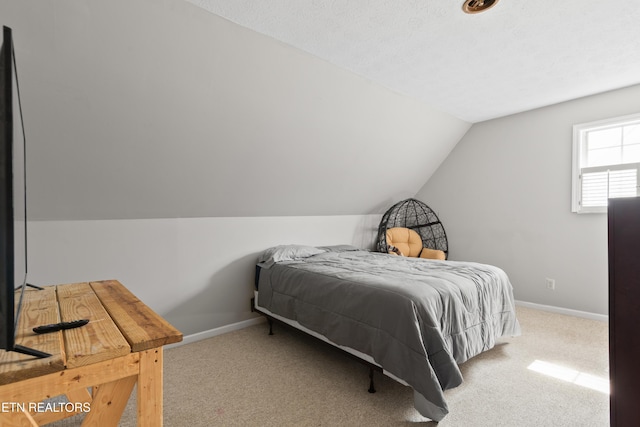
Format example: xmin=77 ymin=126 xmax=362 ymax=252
xmin=572 ymin=113 xmax=640 ymax=213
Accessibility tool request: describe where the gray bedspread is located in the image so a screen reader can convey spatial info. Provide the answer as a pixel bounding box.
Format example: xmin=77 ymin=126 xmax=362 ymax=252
xmin=256 ymin=247 xmax=520 ymax=421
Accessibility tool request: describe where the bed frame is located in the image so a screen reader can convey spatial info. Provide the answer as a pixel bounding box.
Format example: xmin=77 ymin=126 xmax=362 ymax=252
xmin=251 ymin=293 xmax=387 ymax=394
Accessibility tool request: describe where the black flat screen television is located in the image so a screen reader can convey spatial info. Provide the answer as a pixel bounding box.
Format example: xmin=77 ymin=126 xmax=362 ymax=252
xmin=0 ymin=26 xmax=49 ymax=358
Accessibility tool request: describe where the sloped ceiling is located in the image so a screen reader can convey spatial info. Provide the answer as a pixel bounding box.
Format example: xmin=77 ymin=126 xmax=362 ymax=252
xmin=4 ymin=0 xmax=470 ymax=220
xmin=187 ymin=0 xmax=640 ymax=123
xmin=14 ymin=0 xmax=639 ymax=220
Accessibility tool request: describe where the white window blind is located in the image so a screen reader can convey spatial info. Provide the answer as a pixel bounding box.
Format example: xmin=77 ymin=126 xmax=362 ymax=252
xmin=580 ymin=165 xmax=639 ymax=209
xmin=572 ymin=113 xmax=640 ymax=213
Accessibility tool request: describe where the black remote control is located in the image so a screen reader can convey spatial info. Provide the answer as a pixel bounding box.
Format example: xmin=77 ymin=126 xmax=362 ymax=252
xmin=33 ymin=319 xmax=90 ymax=334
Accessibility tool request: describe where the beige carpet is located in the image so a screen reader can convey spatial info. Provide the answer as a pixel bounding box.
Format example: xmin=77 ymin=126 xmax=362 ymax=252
xmin=52 ymin=306 xmax=610 ymax=426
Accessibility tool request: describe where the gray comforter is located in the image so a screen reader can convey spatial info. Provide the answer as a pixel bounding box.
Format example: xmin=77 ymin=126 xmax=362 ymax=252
xmin=256 ymin=246 xmax=520 ymax=421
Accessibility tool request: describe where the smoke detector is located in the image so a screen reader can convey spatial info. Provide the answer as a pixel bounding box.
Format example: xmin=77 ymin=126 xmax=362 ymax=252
xmin=462 ymin=0 xmax=499 ymax=14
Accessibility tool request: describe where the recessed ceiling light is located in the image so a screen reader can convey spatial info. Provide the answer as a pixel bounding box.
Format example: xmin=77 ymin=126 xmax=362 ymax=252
xmin=462 ymin=0 xmax=499 ymax=14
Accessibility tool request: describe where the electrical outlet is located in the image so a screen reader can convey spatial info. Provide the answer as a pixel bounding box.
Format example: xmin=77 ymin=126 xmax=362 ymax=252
xmin=545 ymin=278 xmax=556 ymax=290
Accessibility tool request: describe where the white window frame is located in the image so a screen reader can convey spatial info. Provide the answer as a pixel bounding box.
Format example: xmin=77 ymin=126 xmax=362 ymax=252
xmin=572 ymin=112 xmax=640 ymax=214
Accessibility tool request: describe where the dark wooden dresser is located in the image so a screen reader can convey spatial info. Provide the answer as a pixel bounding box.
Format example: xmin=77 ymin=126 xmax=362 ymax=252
xmin=608 ymin=197 xmax=640 ymax=427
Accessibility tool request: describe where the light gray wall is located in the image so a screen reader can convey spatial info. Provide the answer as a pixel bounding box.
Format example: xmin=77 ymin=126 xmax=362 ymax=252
xmin=28 ymin=215 xmax=381 ymax=336
xmin=2 ymin=0 xmax=469 ymax=221
xmin=10 ymin=0 xmax=632 ymax=335
xmin=0 ymin=0 xmax=471 ymax=336
xmin=416 ymin=84 xmax=640 ymax=316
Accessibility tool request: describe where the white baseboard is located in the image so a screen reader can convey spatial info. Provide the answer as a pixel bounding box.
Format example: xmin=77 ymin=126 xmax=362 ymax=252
xmin=515 ymin=300 xmax=608 ymax=322
xmin=165 ymin=316 xmax=266 ymax=349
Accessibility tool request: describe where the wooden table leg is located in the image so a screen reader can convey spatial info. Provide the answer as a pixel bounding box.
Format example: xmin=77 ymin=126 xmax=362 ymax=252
xmin=81 ymin=376 xmax=137 ymax=427
xmin=0 ymin=410 xmax=37 ymax=427
xmin=137 ymin=348 xmax=163 ymax=427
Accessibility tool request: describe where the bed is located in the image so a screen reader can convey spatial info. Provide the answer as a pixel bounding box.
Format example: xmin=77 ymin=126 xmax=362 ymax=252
xmin=253 ymin=244 xmax=521 ymax=422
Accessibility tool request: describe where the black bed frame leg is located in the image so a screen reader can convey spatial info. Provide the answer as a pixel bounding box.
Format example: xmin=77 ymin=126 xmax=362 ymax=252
xmin=368 ymin=367 xmax=376 ymax=393
xmin=267 ymin=318 xmax=274 ymax=335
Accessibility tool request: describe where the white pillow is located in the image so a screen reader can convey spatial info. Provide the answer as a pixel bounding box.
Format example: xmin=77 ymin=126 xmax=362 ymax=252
xmin=257 ymin=245 xmax=326 ymax=268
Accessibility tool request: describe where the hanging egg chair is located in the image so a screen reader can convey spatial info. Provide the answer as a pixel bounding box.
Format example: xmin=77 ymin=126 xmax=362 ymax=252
xmin=375 ymin=198 xmax=448 ymax=259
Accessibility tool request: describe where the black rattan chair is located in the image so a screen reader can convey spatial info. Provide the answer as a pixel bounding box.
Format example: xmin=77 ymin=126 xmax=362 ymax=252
xmin=375 ymin=198 xmax=448 ymax=259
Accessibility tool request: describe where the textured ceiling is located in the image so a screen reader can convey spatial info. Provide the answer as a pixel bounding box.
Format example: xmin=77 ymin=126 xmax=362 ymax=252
xmin=186 ymin=0 xmax=640 ymax=123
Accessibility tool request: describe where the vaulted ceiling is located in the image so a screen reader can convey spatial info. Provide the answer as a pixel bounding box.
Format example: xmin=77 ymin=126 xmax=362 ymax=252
xmin=187 ymin=0 xmax=640 ymax=123
xmin=6 ymin=0 xmax=470 ymax=220
xmin=4 ymin=0 xmax=639 ymax=220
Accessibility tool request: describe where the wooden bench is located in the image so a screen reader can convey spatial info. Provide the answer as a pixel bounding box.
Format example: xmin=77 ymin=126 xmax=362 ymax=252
xmin=0 ymin=280 xmax=182 ymax=426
